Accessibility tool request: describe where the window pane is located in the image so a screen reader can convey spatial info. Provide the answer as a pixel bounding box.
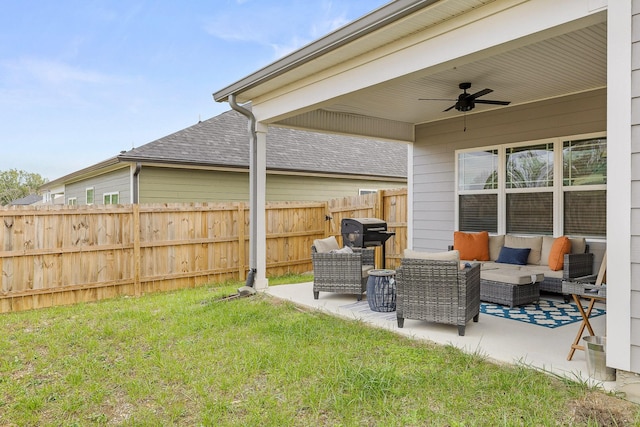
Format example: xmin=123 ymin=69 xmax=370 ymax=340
xmin=459 ymin=194 xmax=497 ymax=232
xmin=563 ymin=138 xmax=607 ymax=186
xmin=458 ymin=150 xmax=498 ymax=190
xmin=506 ymin=192 xmax=553 ymax=234
xmin=86 ymin=188 xmax=94 ymax=204
xmin=564 ymin=190 xmax=606 ymax=237
xmin=506 ymin=143 xmax=554 ymax=188
xmin=112 ymin=194 xmax=118 ymax=204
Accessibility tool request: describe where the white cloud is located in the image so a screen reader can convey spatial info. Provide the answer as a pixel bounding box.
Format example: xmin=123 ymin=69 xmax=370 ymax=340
xmin=3 ymin=57 xmax=119 ymax=85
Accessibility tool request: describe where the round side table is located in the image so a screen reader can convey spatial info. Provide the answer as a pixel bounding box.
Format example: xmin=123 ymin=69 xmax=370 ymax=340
xmin=366 ymin=269 xmax=396 ymax=312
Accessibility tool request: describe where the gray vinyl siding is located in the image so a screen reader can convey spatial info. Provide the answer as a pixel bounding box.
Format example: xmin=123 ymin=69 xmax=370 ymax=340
xmin=631 ymin=0 xmax=640 ymax=372
xmin=138 ymin=166 xmax=406 ymax=203
xmin=65 ymin=167 xmax=131 ymax=205
xmin=411 ymin=89 xmax=606 ymax=253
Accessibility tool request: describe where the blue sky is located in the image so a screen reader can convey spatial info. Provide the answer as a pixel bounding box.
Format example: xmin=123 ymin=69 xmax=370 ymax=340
xmin=0 ymin=0 xmax=388 ymax=181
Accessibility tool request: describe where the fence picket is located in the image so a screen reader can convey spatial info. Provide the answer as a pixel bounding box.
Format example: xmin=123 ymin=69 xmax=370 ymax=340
xmin=0 ymin=189 xmax=406 ymax=312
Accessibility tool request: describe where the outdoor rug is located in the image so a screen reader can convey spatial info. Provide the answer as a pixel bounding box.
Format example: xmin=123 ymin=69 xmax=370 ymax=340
xmin=340 ymin=301 xmax=397 ymax=322
xmin=480 ymin=299 xmax=606 ymax=328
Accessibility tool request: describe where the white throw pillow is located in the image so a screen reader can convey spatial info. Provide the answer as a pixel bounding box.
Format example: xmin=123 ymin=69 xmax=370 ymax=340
xmin=330 ymin=246 xmax=354 ymax=254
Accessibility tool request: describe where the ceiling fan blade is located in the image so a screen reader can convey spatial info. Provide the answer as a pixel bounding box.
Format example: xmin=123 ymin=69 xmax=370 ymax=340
xmin=418 ymin=98 xmax=456 ymax=101
xmin=474 ymin=99 xmax=511 ymax=105
xmin=443 ymin=104 xmax=457 ymax=112
xmin=469 ymin=88 xmax=493 ymax=99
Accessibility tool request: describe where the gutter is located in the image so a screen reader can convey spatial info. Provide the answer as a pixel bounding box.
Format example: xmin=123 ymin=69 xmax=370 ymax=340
xmin=227 ymin=94 xmax=257 ymax=291
xmin=212 ymin=0 xmax=438 ymax=103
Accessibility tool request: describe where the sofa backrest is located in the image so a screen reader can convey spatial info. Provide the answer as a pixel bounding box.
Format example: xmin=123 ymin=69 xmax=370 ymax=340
xmin=504 ymin=235 xmax=543 ymax=265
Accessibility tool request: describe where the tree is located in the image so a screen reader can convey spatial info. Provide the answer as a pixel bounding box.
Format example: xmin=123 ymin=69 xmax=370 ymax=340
xmin=0 ymin=169 xmax=48 ymax=206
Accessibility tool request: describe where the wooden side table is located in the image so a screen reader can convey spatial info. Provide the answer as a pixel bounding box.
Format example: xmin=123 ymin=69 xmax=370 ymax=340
xmin=563 ymin=285 xmax=606 ymax=361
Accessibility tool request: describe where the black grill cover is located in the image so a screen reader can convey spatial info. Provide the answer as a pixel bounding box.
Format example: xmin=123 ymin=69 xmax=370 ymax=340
xmin=341 ymin=218 xmax=395 ymax=248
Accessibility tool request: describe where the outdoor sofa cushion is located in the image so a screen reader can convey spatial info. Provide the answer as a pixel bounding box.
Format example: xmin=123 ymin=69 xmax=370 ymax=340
xmin=404 ymin=249 xmax=460 ymax=262
xmin=313 ymin=236 xmax=340 ymax=253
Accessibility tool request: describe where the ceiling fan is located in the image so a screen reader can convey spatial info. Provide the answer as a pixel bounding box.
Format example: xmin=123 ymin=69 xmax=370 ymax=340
xmin=420 ymin=82 xmax=511 ymax=112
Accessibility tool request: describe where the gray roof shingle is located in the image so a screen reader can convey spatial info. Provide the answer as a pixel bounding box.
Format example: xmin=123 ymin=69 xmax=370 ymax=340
xmin=118 ymin=109 xmax=407 ymax=178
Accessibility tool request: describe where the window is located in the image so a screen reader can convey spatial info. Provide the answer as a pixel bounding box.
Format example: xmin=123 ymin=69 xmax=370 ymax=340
xmin=456 ymin=134 xmax=606 ymax=237
xmin=103 ymin=192 xmax=119 ymax=205
xmin=86 ymin=188 xmax=94 ymax=205
xmin=359 ymin=189 xmax=378 ymax=195
xmin=68 ymin=197 xmax=77 ymax=206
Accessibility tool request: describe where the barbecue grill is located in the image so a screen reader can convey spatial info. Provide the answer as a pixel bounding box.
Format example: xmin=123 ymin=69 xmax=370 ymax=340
xmin=341 ymin=218 xmax=395 ymax=268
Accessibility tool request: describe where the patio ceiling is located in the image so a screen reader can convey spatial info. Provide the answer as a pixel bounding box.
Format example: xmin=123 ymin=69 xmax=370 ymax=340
xmin=216 ymin=1 xmax=607 ymax=142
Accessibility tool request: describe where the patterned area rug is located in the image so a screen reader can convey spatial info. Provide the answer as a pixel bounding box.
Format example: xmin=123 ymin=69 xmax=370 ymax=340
xmin=480 ymin=299 xmax=606 ymax=328
xmin=340 ymin=299 xmax=606 ymax=329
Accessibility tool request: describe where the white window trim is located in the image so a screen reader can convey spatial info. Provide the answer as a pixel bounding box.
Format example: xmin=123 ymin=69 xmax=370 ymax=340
xmin=103 ymin=191 xmax=119 ymax=205
xmin=85 ymin=187 xmax=95 ymax=205
xmin=455 ymin=131 xmax=606 ymax=236
xmin=67 ymin=197 xmax=77 ymax=206
xmin=359 ymin=189 xmax=378 ymax=195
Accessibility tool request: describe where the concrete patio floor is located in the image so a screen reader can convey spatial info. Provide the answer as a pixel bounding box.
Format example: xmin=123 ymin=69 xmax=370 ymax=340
xmin=265 ymin=281 xmax=615 ymax=391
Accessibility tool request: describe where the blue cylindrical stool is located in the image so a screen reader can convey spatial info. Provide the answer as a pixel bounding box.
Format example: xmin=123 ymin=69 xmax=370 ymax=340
xmin=367 ymin=269 xmax=396 ymax=312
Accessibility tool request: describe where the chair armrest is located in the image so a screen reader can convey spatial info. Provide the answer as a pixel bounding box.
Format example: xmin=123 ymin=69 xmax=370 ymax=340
xmin=563 ymin=252 xmax=594 ymax=279
xmin=353 ymin=247 xmax=375 ymax=266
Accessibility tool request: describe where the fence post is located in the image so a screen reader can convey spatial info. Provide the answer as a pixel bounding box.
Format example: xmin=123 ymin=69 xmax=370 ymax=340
xmin=133 ymin=204 xmax=141 ymax=296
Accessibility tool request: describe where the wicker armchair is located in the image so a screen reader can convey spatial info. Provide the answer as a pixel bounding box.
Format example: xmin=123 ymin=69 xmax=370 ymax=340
xmin=311 ymin=236 xmax=374 ymax=301
xmin=396 ymin=259 xmax=481 ymax=336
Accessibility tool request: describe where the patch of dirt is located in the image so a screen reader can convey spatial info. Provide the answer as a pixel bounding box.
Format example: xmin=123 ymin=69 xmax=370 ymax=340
xmin=566 ymin=392 xmax=640 ymax=426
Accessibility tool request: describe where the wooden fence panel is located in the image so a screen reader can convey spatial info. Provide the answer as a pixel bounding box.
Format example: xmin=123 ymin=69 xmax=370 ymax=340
xmin=0 ymin=189 xmax=407 ymax=313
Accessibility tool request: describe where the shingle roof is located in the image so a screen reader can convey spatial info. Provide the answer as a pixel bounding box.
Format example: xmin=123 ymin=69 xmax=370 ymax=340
xmin=118 ymin=109 xmax=407 ymax=178
xmin=9 ymin=194 xmax=41 ymax=205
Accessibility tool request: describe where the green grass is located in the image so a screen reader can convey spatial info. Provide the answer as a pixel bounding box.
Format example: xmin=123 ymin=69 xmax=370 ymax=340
xmin=0 ymin=280 xmax=637 ymax=426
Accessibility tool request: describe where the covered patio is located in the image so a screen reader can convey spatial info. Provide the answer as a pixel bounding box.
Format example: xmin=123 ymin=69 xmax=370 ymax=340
xmin=266 ymin=281 xmax=613 ymax=389
xmin=214 ymin=0 xmax=636 ymax=398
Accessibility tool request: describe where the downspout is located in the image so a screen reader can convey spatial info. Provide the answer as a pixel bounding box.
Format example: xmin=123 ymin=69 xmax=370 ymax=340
xmin=133 ymin=162 xmax=142 ymax=204
xmin=227 ymin=94 xmax=257 ymax=291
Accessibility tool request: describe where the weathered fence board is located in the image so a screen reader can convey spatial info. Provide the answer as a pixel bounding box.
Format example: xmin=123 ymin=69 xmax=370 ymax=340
xmin=0 ymin=189 xmax=407 ymax=312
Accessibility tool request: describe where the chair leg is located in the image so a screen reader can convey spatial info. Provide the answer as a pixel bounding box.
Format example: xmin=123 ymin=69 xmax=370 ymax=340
xmin=397 ymin=317 xmax=404 ymax=328
xmin=473 ymin=314 xmax=479 ymax=322
xmin=313 ymin=291 xmax=319 ymax=300
xmin=458 ymin=325 xmax=466 ymax=336
xmin=357 ymin=293 xmax=362 ymax=302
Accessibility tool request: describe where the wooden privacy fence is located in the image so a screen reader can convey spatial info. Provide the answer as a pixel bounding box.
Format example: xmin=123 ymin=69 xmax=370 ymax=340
xmin=0 ymin=188 xmax=406 ymax=312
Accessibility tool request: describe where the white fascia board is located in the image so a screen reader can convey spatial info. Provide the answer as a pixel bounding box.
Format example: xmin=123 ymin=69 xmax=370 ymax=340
xmin=251 ymin=0 xmax=604 ymax=124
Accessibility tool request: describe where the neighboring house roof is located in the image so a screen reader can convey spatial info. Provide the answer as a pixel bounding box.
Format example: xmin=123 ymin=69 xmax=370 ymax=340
xmin=119 ymin=109 xmax=407 ymax=177
xmin=9 ymin=194 xmax=41 ymax=206
xmin=42 ymin=109 xmax=407 ymax=189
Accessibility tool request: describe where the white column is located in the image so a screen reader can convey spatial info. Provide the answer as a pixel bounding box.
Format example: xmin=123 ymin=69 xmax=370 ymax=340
xmin=607 ymin=0 xmax=632 ymax=370
xmin=254 ymin=122 xmax=269 ymax=290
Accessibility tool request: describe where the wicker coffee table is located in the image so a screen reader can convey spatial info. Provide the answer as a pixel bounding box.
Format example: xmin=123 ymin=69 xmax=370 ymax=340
xmin=480 ymin=271 xmax=544 ymax=308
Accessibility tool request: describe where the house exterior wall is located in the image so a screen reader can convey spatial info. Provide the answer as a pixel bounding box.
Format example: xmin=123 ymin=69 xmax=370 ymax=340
xmin=65 ymin=167 xmax=131 ymax=205
xmin=411 ymin=89 xmax=606 ymax=252
xmin=138 ymin=166 xmax=406 ymax=204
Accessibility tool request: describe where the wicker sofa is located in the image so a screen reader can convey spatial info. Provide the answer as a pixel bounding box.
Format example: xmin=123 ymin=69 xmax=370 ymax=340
xmin=311 ymin=236 xmax=374 ymax=301
xmin=396 ymin=250 xmax=480 ymax=336
xmin=452 ymin=233 xmax=594 ymax=306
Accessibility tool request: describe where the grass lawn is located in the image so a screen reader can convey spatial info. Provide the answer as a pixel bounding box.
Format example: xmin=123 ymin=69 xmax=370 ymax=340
xmin=0 ymin=275 xmax=638 ymax=426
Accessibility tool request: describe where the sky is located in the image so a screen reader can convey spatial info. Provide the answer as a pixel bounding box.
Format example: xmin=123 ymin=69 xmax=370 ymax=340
xmin=0 ymin=0 xmax=389 ymax=181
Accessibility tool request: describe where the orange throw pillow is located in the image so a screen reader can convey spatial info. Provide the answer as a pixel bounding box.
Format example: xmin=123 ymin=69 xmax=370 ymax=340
xmin=453 ymin=231 xmax=489 ymax=261
xmin=548 ymin=236 xmax=572 ymax=271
